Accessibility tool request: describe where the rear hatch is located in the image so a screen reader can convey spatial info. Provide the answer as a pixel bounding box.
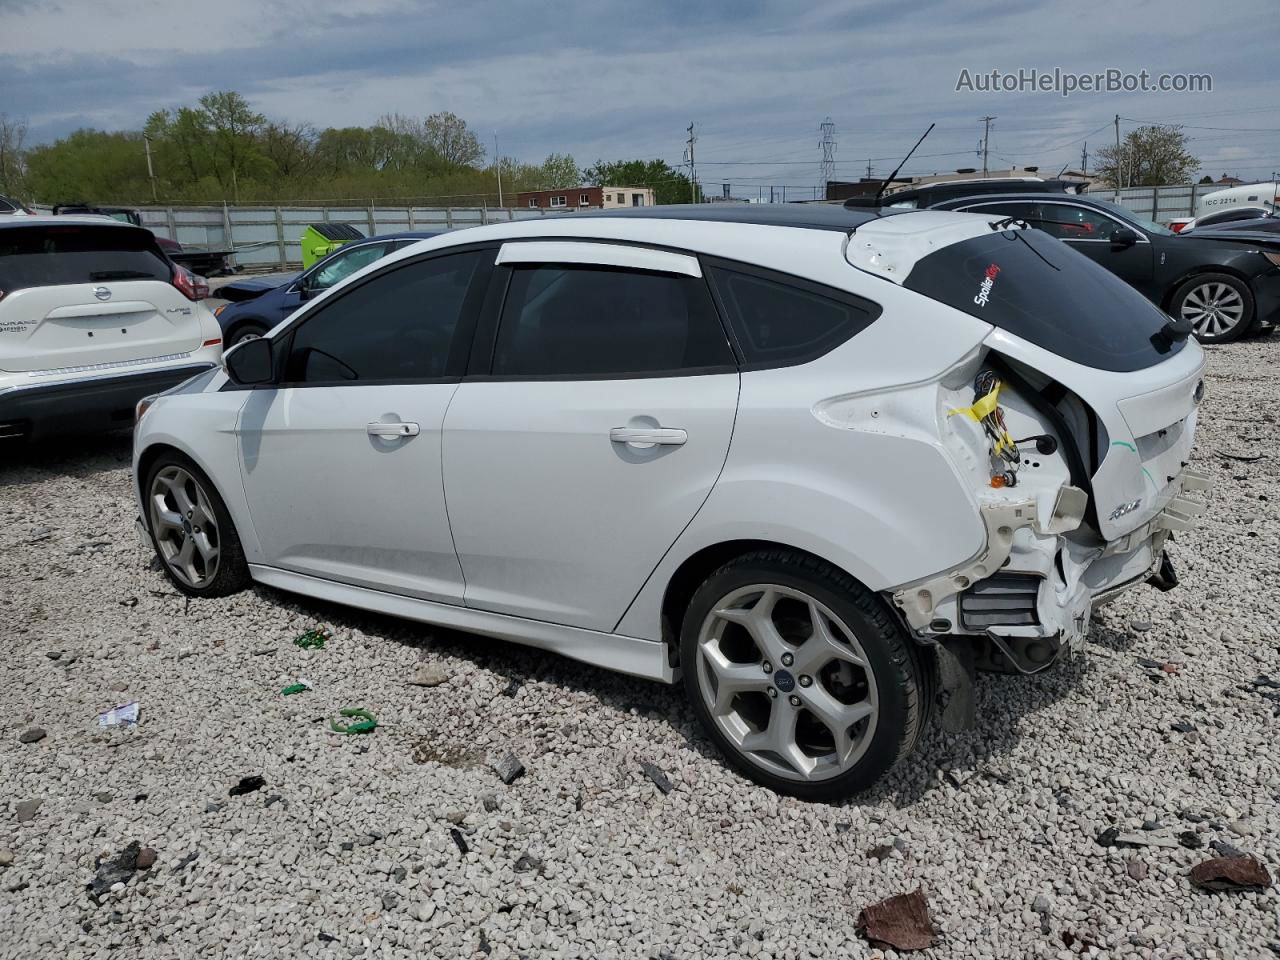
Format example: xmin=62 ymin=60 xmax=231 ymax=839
xmin=0 ymin=222 xmax=203 ymax=374
xmin=890 ymin=220 xmax=1204 ymax=541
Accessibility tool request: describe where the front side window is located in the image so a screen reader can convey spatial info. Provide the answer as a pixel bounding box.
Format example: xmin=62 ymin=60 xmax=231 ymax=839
xmin=284 ymin=250 xmax=483 ymax=384
xmin=491 ymin=265 xmax=734 ymax=378
xmin=707 ymin=264 xmax=881 ymax=367
xmin=1033 ymin=203 xmax=1124 ymax=241
xmin=307 ymin=242 xmax=392 ymax=292
xmin=902 ymin=227 xmax=1183 ymax=372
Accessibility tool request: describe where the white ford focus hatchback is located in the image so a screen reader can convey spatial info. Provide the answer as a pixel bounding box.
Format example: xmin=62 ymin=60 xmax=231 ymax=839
xmin=133 ymin=205 xmax=1208 ymax=799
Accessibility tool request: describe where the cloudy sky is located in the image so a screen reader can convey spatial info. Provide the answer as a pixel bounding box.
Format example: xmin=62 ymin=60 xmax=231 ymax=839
xmin=2 ymin=0 xmax=1277 ymax=198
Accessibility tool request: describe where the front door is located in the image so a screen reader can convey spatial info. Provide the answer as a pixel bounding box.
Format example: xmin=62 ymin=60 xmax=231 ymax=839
xmin=1032 ymin=201 xmax=1155 ymax=291
xmin=237 ymin=248 xmax=488 ymax=603
xmin=442 ymin=241 xmax=740 ymax=632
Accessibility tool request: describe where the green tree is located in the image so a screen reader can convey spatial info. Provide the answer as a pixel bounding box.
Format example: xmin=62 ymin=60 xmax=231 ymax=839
xmin=199 ymin=91 xmax=266 ymax=195
xmin=424 ymin=111 xmax=484 ymax=169
xmin=25 ymin=129 xmax=150 ymax=202
xmin=538 ymin=153 xmax=581 ymax=189
xmin=584 ymin=158 xmax=698 ymax=204
xmin=1096 ymin=125 xmax=1199 ymax=187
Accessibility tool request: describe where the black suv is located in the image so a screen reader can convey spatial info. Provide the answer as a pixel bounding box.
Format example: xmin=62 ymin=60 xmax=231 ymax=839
xmin=930 ymin=192 xmax=1280 ymax=343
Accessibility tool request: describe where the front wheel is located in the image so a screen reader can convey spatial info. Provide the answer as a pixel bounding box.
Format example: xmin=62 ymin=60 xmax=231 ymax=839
xmin=144 ymin=452 xmax=250 ymax=597
xmin=1170 ymin=273 xmax=1254 ymax=344
xmin=228 ymin=322 xmax=268 ymax=348
xmin=680 ymin=550 xmax=930 ymax=801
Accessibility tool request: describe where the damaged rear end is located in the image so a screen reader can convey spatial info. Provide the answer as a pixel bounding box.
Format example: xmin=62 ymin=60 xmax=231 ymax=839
xmin=847 ymin=215 xmax=1210 ymax=715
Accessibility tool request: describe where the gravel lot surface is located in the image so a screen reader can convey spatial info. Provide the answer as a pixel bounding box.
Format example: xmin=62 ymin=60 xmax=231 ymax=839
xmin=2 ymin=339 xmax=1278 ymax=959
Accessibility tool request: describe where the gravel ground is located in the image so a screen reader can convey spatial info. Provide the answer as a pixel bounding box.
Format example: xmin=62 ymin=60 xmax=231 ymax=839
xmin=2 ymin=339 xmax=1278 ymax=960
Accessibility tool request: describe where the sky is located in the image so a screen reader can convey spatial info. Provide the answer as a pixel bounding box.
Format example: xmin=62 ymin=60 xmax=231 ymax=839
xmin=2 ymin=0 xmax=1278 ymax=199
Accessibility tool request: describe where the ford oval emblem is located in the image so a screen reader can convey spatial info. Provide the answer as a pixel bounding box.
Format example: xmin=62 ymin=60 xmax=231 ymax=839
xmin=93 ymin=286 xmax=112 ymax=302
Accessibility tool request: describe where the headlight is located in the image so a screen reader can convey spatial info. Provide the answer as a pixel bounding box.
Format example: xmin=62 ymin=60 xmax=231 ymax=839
xmin=1262 ymin=251 xmax=1280 ymax=267
xmin=135 ymin=394 xmax=160 ymax=425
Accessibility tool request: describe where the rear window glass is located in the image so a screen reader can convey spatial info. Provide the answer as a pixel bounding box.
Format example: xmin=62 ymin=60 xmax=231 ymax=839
xmin=902 ymin=228 xmax=1184 ymax=372
xmin=0 ymin=225 xmax=170 ymax=293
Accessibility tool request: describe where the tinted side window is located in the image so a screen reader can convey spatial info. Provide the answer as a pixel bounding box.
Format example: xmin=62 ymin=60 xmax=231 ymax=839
xmin=285 ymin=250 xmax=482 ymax=384
xmin=1033 ymin=203 xmax=1120 ymax=241
xmin=491 ymin=265 xmax=734 ymax=377
xmin=707 ymin=265 xmax=881 ymax=367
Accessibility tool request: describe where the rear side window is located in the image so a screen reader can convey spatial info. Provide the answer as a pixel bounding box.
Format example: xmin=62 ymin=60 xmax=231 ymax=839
xmin=0 ymin=225 xmax=170 ymax=293
xmin=902 ymin=228 xmax=1184 ymax=372
xmin=707 ymin=264 xmax=881 ymax=367
xmin=491 ymin=265 xmax=734 ymax=378
xmin=284 ymin=250 xmax=482 ymax=384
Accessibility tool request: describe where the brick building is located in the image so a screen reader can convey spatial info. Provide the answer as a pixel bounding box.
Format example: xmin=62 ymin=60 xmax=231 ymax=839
xmin=517 ymin=186 xmax=656 ymax=210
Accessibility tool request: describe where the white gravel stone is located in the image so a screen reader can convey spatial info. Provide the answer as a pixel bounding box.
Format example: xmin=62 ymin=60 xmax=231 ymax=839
xmin=1 ymin=341 xmax=1279 ymax=957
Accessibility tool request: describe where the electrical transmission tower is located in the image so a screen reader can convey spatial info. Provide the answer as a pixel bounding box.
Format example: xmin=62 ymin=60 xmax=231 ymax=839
xmin=819 ymin=117 xmax=837 ymax=194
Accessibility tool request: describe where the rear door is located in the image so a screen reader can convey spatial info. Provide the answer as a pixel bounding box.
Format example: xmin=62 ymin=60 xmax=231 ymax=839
xmin=0 ymin=223 xmax=201 ymax=372
xmin=442 ymin=241 xmax=740 ymax=631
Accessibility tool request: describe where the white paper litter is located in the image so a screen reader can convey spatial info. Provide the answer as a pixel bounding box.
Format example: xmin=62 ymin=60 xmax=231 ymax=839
xmin=98 ymin=701 xmax=141 ymax=727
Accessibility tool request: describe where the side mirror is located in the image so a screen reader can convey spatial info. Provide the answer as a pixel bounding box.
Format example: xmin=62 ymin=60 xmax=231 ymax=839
xmin=224 ymin=337 xmax=274 ymax=385
xmin=1111 ymin=227 xmax=1139 ymax=248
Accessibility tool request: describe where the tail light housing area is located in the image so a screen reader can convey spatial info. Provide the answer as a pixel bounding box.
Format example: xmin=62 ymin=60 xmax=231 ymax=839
xmin=172 ymin=265 xmax=209 ymax=301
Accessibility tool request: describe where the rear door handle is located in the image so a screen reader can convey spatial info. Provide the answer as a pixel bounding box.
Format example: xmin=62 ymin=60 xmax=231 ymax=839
xmin=609 ymin=427 xmax=687 ymax=446
xmin=367 ymin=421 xmax=420 ymax=438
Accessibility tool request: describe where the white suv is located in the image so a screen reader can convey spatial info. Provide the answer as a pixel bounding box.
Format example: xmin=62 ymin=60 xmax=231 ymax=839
xmin=133 ymin=205 xmax=1208 ymax=799
xmin=0 ymin=217 xmax=223 ymax=439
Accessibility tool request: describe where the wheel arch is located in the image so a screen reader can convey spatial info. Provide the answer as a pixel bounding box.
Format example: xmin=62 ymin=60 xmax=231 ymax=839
xmin=658 ymin=539 xmax=894 ymax=667
xmin=224 ymin=314 xmax=270 ymax=343
xmin=1160 ymin=264 xmax=1254 ymax=312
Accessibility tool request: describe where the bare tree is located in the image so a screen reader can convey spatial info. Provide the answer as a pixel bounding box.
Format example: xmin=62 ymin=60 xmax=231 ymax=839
xmin=0 ymin=114 xmax=29 ymax=197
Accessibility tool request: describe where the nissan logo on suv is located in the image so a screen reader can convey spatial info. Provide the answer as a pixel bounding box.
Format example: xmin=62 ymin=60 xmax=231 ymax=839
xmin=93 ymin=286 xmax=112 ymax=302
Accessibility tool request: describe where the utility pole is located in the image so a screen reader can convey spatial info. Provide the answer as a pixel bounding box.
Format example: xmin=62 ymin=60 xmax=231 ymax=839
xmin=1080 ymin=143 xmax=1088 ymax=176
xmin=978 ymin=116 xmax=996 ymax=177
xmin=1114 ymin=114 xmax=1122 ymax=198
xmin=819 ymin=117 xmax=836 ymax=196
xmin=684 ymin=123 xmax=697 ymax=203
xmin=494 ymin=133 xmax=503 ymax=207
xmin=143 ymin=134 xmax=158 ymax=203
xmin=866 ymin=158 xmax=873 ymax=179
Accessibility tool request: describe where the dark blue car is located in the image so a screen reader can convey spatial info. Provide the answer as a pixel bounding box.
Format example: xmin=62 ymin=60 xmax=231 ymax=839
xmin=214 ymin=231 xmax=440 ymax=347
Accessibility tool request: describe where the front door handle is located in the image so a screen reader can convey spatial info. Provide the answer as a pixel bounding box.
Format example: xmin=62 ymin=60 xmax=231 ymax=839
xmin=367 ymin=421 xmax=420 ymax=438
xmin=609 ymin=426 xmax=687 ymax=446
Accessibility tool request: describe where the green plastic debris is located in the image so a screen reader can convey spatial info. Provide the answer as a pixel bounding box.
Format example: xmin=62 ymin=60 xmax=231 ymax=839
xmin=280 ymin=681 xmax=311 ymax=696
xmin=293 ymin=628 xmax=330 ymax=650
xmin=330 ymin=707 xmax=377 ymax=735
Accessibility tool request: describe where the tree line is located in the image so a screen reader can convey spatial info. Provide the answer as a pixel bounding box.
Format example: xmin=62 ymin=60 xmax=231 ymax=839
xmin=0 ymin=91 xmax=701 ymax=207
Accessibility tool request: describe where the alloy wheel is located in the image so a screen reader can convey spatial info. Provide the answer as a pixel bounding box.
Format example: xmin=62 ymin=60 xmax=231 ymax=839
xmin=1180 ymin=281 xmax=1245 ymax=338
xmin=149 ymin=465 xmax=220 ymax=588
xmin=695 ymin=583 xmax=879 ymax=782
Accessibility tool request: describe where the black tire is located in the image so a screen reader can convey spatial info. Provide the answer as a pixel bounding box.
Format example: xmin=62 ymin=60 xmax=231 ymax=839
xmin=228 ymin=322 xmax=268 ymax=348
xmin=1169 ymin=273 xmax=1254 ymax=344
xmin=143 ymin=451 xmax=250 ymax=598
xmin=680 ymin=549 xmax=930 ymax=802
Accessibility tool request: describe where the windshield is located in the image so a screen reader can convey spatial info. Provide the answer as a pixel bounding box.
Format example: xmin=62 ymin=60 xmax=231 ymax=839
xmin=902 ymin=227 xmax=1185 ymax=372
xmin=1086 ymin=197 xmax=1174 ymax=236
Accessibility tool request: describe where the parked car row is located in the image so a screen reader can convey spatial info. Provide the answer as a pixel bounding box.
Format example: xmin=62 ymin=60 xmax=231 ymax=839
xmin=129 ymin=203 xmax=1209 ymax=799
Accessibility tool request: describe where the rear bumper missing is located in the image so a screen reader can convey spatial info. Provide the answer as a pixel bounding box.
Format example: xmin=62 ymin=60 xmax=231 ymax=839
xmin=0 ymin=363 xmax=214 ymax=440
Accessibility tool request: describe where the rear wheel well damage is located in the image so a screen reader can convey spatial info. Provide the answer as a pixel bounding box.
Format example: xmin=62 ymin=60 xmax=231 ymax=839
xmin=659 ymin=540 xmax=934 ymax=670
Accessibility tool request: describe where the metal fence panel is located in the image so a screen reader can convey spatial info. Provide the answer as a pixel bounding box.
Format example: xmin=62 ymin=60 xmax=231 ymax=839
xmin=135 ymin=204 xmax=549 ymax=271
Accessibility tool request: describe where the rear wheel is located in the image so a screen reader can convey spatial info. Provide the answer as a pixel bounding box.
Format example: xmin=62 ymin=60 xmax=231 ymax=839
xmin=145 ymin=453 xmax=250 ymax=597
xmin=1171 ymin=273 xmax=1254 ymax=344
xmin=680 ymin=550 xmax=929 ymax=801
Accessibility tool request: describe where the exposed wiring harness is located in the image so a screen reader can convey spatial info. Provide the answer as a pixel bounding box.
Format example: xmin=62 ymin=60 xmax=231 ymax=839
xmin=949 ymin=370 xmax=1020 ymax=487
